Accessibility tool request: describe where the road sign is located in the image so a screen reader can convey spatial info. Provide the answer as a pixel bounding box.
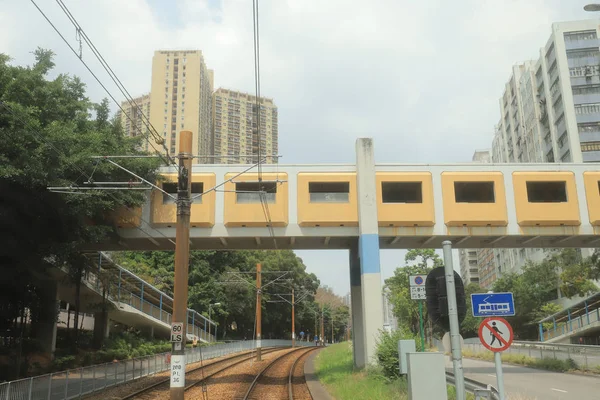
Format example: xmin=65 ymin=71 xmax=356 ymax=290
xmin=471 ymin=292 xmax=515 ymax=317
xmin=410 ymin=275 xmax=427 ymax=300
xmin=409 ymin=275 xmax=426 ymax=287
xmin=478 ymin=317 xmax=513 ymax=352
xmin=410 ymin=286 xmax=426 ymax=300
xmin=171 ymin=322 xmax=184 ymax=342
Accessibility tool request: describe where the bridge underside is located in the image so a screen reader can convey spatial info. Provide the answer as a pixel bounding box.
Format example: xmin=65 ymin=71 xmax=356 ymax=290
xmin=86 ymin=228 xmax=600 ymax=251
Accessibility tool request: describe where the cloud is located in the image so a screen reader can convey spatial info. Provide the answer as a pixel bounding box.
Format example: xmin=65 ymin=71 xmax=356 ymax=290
xmin=2 ymin=0 xmax=594 ymax=294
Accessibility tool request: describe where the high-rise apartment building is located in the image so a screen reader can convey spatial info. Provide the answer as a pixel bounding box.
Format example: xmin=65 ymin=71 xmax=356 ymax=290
xmin=493 ymin=20 xmax=600 ymax=164
xmin=459 ymin=249 xmax=480 ymax=286
xmin=118 ymin=93 xmax=152 ymax=152
xmin=212 ymin=88 xmax=278 ymax=164
xmin=489 ymin=19 xmax=600 ymax=281
xmin=148 ymin=50 xmax=214 ymax=162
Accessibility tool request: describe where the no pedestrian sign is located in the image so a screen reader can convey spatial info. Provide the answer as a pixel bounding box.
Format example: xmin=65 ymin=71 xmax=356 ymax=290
xmin=478 ymin=317 xmax=513 ymax=353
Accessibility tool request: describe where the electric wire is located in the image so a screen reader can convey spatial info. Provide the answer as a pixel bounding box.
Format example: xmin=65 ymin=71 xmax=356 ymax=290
xmin=53 ymin=0 xmax=175 ymax=167
xmin=29 ymin=0 xmax=174 ymax=166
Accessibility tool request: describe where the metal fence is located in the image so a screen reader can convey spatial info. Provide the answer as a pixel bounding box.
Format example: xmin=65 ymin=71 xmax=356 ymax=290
xmin=0 ymin=340 xmax=307 ymax=400
xmin=462 ymin=340 xmax=600 ymax=370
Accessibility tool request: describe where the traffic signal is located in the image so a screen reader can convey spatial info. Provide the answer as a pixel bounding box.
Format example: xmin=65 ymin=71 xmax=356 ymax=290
xmin=425 ymin=267 xmax=466 ymax=331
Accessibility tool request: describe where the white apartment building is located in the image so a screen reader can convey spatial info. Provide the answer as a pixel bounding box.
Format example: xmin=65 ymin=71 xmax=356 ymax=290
xmin=489 ymin=19 xmax=600 ymax=280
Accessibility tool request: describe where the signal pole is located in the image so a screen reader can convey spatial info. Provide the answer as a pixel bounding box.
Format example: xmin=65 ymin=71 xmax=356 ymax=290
xmin=170 ymin=131 xmax=193 ymax=400
xmin=256 ymin=263 xmax=262 ymax=361
xmin=291 ymin=288 xmax=296 ymax=347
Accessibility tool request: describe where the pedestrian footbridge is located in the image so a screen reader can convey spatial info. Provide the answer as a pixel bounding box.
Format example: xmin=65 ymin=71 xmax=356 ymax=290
xmin=539 ymin=292 xmax=600 ymax=344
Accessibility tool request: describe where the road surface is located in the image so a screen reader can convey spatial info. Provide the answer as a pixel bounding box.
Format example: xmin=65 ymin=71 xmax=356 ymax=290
xmin=449 ymin=357 xmax=600 ymax=399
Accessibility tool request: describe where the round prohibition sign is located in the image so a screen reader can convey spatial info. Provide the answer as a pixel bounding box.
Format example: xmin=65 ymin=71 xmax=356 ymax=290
xmin=414 ymin=276 xmax=424 ymax=285
xmin=478 ymin=317 xmax=514 ymax=352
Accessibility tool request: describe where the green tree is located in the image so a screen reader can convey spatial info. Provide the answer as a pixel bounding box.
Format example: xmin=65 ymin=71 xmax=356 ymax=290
xmin=0 ymin=48 xmax=160 ymax=369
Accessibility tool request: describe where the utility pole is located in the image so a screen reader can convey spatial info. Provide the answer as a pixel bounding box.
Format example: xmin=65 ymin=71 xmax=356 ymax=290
xmin=170 ymin=131 xmax=192 ymax=400
xmin=256 ymin=263 xmax=262 ymax=361
xmin=320 ymin=304 xmax=324 ymax=346
xmin=331 ymin=316 xmax=334 ymax=344
xmin=291 ymin=288 xmax=296 ymax=348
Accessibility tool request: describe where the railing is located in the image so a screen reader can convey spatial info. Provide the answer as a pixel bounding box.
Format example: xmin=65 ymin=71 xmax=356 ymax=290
xmin=462 ymin=340 xmax=600 ymax=370
xmin=77 ymin=253 xmax=217 ymax=343
xmin=0 ymin=340 xmax=306 ymax=400
xmin=542 ymin=305 xmax=600 ymax=342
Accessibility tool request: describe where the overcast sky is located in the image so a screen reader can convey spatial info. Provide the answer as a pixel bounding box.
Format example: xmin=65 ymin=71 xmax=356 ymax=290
xmin=2 ymin=0 xmax=596 ymax=295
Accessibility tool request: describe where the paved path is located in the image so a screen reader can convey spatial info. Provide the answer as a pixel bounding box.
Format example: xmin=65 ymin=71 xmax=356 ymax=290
xmin=450 ymin=357 xmax=600 ymax=399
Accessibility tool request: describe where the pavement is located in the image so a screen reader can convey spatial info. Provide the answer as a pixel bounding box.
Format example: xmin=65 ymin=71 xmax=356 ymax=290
xmin=450 ymin=357 xmax=600 ymax=399
xmin=304 ymin=348 xmax=333 ymax=400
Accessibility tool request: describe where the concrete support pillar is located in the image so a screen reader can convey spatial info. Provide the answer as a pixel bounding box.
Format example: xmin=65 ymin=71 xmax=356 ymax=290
xmin=36 ymin=281 xmax=59 ymax=358
xmin=356 ymin=138 xmax=384 ymax=365
xmin=349 ymin=244 xmax=366 ymax=368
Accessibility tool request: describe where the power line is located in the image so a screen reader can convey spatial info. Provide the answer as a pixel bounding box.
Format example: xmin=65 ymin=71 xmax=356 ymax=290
xmin=0 ymin=100 xmax=176 ymax=248
xmin=28 ymin=0 xmax=174 ymax=166
xmin=53 ymin=0 xmax=174 ymax=166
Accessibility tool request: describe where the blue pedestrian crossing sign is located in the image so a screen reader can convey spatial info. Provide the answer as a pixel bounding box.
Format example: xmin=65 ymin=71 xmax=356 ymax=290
xmin=471 ymin=292 xmax=515 ymax=317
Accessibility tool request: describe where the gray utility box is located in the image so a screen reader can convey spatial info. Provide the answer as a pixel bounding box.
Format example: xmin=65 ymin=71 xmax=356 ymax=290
xmin=407 ymin=352 xmax=447 ymax=400
xmin=398 ymin=339 xmax=416 ymax=375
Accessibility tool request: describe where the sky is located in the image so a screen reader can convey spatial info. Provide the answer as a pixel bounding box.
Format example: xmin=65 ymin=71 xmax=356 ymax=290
xmin=1 ymin=0 xmax=597 ymax=296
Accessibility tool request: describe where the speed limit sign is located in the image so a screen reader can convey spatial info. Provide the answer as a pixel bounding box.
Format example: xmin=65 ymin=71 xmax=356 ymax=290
xmin=171 ymin=322 xmax=183 ymax=342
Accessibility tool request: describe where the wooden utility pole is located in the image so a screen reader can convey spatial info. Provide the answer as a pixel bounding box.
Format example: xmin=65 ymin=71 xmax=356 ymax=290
xmin=320 ymin=304 xmax=324 ymax=346
xmin=170 ymin=131 xmax=193 ymax=400
xmin=291 ymin=288 xmax=296 ymax=348
xmin=256 ymin=263 xmax=262 ymax=361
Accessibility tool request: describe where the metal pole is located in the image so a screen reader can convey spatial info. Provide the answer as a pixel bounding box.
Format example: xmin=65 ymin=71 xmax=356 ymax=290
xmin=208 ymin=306 xmax=212 ymax=339
xmin=419 ymin=301 xmax=425 ymax=352
xmin=494 ymin=352 xmax=506 ymax=400
xmin=331 ymin=316 xmax=334 ymax=344
xmin=292 ymin=288 xmax=296 ymax=348
xmin=441 ymin=241 xmax=465 ymax=400
xmin=256 ymin=263 xmax=262 ymax=361
xmin=170 ymin=130 xmax=193 ymax=400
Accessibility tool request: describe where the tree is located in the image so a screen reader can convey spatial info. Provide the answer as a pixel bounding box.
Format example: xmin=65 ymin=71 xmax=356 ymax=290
xmin=0 ymin=48 xmax=160 ymax=375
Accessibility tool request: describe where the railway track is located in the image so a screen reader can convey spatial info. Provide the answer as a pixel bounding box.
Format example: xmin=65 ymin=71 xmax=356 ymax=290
xmin=119 ymin=347 xmax=283 ymax=400
xmin=242 ymin=346 xmax=318 ymax=400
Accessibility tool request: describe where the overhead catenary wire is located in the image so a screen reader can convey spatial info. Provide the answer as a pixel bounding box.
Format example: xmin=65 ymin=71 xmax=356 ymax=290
xmin=53 ymin=0 xmax=175 ymax=166
xmin=0 ymin=100 xmax=176 ymax=247
xmin=29 ymin=0 xmax=175 ymax=166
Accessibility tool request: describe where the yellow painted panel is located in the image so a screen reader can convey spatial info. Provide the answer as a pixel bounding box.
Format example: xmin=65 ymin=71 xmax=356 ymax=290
xmin=512 ymin=172 xmax=580 ymax=226
xmin=223 ymin=172 xmax=288 ymax=227
xmin=297 ymin=173 xmax=358 ymax=227
xmin=583 ymin=172 xmax=600 ymax=225
xmin=113 ymin=207 xmax=141 ymax=228
xmin=376 ymin=172 xmax=435 ymax=227
xmin=441 ymin=172 xmax=508 ymax=226
xmin=151 ymin=173 xmax=216 ymax=227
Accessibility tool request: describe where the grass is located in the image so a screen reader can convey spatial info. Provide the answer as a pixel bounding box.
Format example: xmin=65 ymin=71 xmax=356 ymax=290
xmin=314 ymin=342 xmax=474 ymax=400
xmin=462 ymin=349 xmax=579 ymax=372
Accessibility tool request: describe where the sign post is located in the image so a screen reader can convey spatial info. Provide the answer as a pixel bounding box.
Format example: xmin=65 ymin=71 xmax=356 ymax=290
xmin=478 ymin=317 xmax=513 ymax=400
xmin=441 ymin=241 xmax=465 ymax=400
xmin=409 ymin=275 xmax=426 ymax=352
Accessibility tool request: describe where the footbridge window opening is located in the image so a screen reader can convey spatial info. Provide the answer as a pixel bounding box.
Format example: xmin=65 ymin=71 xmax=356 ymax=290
xmin=162 ymin=182 xmax=177 ymax=204
xmin=235 ymin=181 xmax=277 ymax=203
xmin=162 ymin=182 xmax=204 ymax=204
xmin=454 ymin=181 xmax=495 ymax=203
xmin=526 ymin=181 xmax=568 ymax=203
xmin=381 ymin=182 xmax=422 ymax=203
xmin=309 ymin=182 xmax=350 ymax=203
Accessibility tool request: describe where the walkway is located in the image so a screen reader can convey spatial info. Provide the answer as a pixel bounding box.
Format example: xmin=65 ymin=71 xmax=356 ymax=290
xmin=539 ymin=292 xmax=600 ymax=344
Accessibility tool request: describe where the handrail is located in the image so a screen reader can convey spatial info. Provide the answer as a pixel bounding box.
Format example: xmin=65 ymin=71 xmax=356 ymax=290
xmin=445 ymin=371 xmax=499 ymax=400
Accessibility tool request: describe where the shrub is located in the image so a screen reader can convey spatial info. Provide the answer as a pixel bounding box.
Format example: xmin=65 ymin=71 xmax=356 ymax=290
xmin=375 ymin=329 xmax=421 ymax=379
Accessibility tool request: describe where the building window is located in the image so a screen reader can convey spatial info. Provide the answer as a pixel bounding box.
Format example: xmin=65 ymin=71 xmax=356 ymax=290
xmin=235 ymin=182 xmax=276 ymax=203
xmin=454 ymin=182 xmax=495 ymax=203
xmin=581 ymin=142 xmax=600 ymax=151
xmin=526 ymin=181 xmax=567 ymax=203
xmin=381 ymin=182 xmax=422 ymax=203
xmin=309 ymin=182 xmax=350 ymax=203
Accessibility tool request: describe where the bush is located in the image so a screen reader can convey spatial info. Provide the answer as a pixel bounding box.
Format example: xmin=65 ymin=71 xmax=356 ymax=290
xmin=375 ymin=329 xmax=421 ymax=379
xmin=51 ymin=355 xmax=77 ymax=371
